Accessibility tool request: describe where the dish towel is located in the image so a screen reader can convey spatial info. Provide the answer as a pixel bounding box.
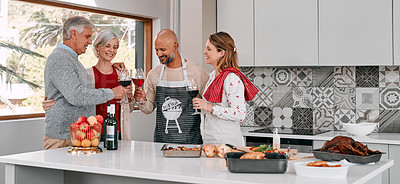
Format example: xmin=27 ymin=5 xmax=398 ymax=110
xmin=203 ymin=67 xmax=259 ymax=103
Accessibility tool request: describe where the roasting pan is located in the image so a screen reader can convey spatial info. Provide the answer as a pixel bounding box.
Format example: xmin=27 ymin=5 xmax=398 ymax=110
xmin=225 ymin=152 xmax=288 ymax=173
xmin=312 ymin=149 xmax=384 ymax=164
xmin=160 ymin=144 xmax=202 ymax=158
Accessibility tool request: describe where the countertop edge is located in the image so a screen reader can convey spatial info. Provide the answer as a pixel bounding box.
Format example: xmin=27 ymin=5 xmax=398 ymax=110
xmin=353 ymin=160 xmax=394 ymax=184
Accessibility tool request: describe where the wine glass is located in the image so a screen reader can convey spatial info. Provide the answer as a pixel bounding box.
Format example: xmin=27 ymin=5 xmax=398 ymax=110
xmin=119 ymin=68 xmax=131 ymax=88
xmin=118 ymin=68 xmax=131 ymax=104
xmin=186 ymin=79 xmax=200 ymax=115
xmin=132 ymin=68 xmax=145 ymax=106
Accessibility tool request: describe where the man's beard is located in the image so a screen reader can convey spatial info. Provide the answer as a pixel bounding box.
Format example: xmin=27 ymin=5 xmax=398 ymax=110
xmin=160 ymin=52 xmax=175 ymax=65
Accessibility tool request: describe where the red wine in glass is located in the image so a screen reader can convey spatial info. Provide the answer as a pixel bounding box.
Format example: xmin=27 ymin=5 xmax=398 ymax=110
xmin=187 ymin=90 xmax=199 ymax=98
xmin=119 ymin=80 xmax=131 ymax=87
xmin=186 ymin=78 xmax=200 ymax=115
xmin=117 ymin=68 xmax=131 ymax=104
xmin=132 ymin=78 xmax=144 ymax=87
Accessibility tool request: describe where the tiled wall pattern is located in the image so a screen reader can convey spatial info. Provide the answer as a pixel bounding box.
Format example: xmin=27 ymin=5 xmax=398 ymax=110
xmin=240 ymin=66 xmax=400 ymax=133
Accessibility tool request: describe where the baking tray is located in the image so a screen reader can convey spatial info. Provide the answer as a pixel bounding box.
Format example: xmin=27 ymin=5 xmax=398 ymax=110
xmin=225 ymin=152 xmax=288 ymax=173
xmin=160 ymin=144 xmax=202 ymax=158
xmin=312 ymin=149 xmax=383 ymax=164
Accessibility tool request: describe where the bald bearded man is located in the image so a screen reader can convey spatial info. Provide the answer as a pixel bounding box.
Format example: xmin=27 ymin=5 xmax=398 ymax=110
xmin=134 ymin=29 xmax=208 ymax=144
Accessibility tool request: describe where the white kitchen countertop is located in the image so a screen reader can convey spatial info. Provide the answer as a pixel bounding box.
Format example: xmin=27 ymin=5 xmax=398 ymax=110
xmin=0 ymin=141 xmax=394 ymax=184
xmin=242 ymin=127 xmax=400 ymax=145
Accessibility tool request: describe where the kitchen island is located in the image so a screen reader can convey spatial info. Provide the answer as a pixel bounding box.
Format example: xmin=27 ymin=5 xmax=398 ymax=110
xmin=0 ymin=141 xmax=393 ymax=184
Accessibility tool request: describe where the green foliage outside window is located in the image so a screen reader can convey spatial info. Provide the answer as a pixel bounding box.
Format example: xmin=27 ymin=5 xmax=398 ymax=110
xmin=1 ymin=1 xmax=138 ymax=115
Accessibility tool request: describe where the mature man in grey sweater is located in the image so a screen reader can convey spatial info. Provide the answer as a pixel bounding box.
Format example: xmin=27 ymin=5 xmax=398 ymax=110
xmin=43 ymin=16 xmax=126 ymax=149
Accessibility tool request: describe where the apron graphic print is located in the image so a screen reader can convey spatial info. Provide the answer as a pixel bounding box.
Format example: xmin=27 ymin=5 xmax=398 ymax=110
xmin=161 ymin=97 xmax=183 ymax=133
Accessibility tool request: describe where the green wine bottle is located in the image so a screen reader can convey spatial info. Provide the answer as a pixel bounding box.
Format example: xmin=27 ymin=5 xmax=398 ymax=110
xmin=105 ymin=104 xmax=118 ymax=150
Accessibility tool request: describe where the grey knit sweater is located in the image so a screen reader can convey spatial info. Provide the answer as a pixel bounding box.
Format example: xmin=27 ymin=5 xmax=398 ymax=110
xmin=44 ymin=47 xmax=114 ymax=139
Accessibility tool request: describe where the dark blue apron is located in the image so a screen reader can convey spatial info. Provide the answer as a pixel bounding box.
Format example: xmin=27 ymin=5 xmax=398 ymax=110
xmin=154 ymin=59 xmax=202 ymax=144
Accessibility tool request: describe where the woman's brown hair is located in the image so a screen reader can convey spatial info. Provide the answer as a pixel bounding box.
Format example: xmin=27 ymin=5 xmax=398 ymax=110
xmin=208 ymin=32 xmax=239 ymax=72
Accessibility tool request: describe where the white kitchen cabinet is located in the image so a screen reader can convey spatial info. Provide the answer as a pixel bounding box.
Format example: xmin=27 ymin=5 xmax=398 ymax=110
xmin=254 ymin=0 xmax=318 ymax=66
xmin=367 ymin=144 xmax=389 ymax=184
xmin=217 ymin=0 xmax=254 ymax=67
xmin=394 ymin=0 xmax=400 ymax=65
xmin=366 ymin=144 xmax=389 ymax=159
xmin=313 ymin=140 xmax=325 ymax=149
xmin=389 ymin=145 xmax=400 ymax=184
xmin=319 ymin=0 xmax=392 ymax=66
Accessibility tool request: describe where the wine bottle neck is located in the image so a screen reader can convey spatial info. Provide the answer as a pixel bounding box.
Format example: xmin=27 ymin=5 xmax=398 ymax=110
xmin=107 ymin=104 xmax=116 ymax=116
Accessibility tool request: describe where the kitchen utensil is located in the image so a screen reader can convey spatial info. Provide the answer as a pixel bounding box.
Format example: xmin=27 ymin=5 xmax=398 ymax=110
xmin=312 ymin=149 xmax=384 ymax=164
xmin=294 ymin=161 xmax=349 ymax=178
xmin=225 ymin=144 xmax=248 ymax=153
xmin=160 ymin=144 xmax=202 ymax=158
xmin=225 ymin=152 xmax=288 ymax=173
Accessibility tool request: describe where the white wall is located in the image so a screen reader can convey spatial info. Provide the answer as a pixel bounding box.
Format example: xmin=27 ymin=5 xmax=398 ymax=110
xmin=202 ymin=0 xmax=217 ymax=72
xmin=180 ymin=0 xmax=203 ymax=65
xmin=180 ymin=0 xmax=216 ymax=73
xmin=130 ymin=111 xmax=156 ymax=142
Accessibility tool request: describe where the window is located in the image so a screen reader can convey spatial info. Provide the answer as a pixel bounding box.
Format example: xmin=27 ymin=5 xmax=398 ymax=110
xmin=0 ymin=0 xmax=152 ymax=120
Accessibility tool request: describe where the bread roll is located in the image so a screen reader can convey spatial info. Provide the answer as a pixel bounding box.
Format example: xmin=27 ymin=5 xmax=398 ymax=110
xmin=203 ymin=144 xmax=217 ymax=157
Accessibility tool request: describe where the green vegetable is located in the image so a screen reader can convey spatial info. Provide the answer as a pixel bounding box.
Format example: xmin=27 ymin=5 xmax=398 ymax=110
xmin=253 ymin=144 xmax=273 ymax=152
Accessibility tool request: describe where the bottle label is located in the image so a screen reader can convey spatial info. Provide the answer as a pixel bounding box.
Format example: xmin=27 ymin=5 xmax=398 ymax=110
xmin=106 ymin=126 xmax=115 ymax=141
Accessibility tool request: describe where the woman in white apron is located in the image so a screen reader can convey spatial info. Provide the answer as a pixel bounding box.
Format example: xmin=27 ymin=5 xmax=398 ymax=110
xmin=193 ymin=32 xmax=258 ymax=146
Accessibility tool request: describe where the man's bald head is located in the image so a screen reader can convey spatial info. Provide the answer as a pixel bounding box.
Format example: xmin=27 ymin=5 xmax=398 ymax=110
xmin=154 ymin=29 xmax=180 ymax=66
xmin=155 ymin=29 xmax=178 ymax=45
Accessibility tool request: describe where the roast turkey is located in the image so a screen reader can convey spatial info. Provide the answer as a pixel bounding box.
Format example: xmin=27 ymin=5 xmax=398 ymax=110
xmin=321 ymin=136 xmax=381 ymax=156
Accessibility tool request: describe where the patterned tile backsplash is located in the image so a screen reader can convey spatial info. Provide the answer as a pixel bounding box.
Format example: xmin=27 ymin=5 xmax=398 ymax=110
xmin=240 ymin=66 xmax=400 ymax=133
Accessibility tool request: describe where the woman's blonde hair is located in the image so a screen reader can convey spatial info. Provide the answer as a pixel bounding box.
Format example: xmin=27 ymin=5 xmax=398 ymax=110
xmin=92 ymin=30 xmax=119 ymax=58
xmin=208 ymin=32 xmax=239 ymax=72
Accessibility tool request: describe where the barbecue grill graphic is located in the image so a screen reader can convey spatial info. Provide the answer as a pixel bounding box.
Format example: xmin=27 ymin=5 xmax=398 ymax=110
xmin=162 ymin=97 xmax=183 ymax=134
